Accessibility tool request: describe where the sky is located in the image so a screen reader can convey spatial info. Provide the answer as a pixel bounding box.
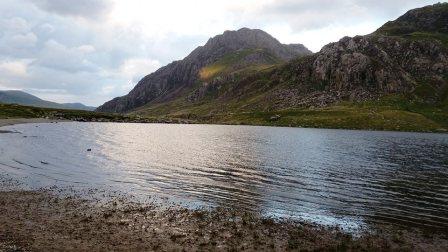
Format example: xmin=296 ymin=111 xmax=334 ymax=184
xmin=0 ymin=0 xmax=444 ymax=106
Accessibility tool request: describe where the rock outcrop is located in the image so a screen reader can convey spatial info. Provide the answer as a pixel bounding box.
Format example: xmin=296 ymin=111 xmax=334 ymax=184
xmin=264 ymin=34 xmax=448 ymax=109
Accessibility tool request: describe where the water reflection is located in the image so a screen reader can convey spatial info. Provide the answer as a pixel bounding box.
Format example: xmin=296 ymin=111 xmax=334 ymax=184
xmin=0 ymin=122 xmax=447 ymax=232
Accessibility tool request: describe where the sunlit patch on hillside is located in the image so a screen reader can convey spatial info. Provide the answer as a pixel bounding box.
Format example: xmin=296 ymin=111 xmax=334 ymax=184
xmin=199 ymin=49 xmax=281 ymax=81
xmin=199 ymin=64 xmax=226 ymax=81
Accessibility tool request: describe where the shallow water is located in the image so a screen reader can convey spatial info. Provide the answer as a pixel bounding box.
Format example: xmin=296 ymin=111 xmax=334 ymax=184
xmin=1 ymin=122 xmax=447 ymax=231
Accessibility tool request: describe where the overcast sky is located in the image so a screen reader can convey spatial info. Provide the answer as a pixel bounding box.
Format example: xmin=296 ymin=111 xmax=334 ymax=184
xmin=0 ymin=0 xmax=444 ymax=106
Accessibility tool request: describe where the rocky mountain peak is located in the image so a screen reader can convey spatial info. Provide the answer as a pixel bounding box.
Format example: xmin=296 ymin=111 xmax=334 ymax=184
xmin=187 ymin=28 xmax=311 ymax=63
xmin=206 ymin=28 xmax=281 ymax=50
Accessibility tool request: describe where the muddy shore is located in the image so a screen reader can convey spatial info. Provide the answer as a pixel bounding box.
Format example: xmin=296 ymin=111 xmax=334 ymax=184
xmin=1 ymin=183 xmax=447 ymax=251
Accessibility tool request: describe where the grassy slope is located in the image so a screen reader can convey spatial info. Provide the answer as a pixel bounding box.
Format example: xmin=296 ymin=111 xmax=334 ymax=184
xmin=213 ymin=96 xmax=448 ymax=132
xmin=128 ymin=92 xmax=448 ymax=132
xmin=129 ymin=53 xmax=448 ymax=132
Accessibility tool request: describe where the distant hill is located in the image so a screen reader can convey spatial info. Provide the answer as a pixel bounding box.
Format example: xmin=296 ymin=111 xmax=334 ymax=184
xmin=0 ymin=90 xmax=96 ymax=111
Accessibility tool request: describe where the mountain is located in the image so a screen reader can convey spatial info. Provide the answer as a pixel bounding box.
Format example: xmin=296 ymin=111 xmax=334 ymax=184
xmin=96 ymin=28 xmax=311 ymax=113
xmin=97 ymin=4 xmax=448 ymax=132
xmin=0 ymin=90 xmax=96 ymax=111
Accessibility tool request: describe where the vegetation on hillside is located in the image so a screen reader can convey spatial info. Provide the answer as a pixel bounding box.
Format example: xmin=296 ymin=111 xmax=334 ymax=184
xmin=0 ymin=103 xmax=131 ymax=122
xmin=199 ymin=49 xmax=281 ymax=81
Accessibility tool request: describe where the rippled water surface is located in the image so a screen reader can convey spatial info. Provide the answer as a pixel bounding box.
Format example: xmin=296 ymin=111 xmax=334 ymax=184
xmin=1 ymin=122 xmax=447 ymax=230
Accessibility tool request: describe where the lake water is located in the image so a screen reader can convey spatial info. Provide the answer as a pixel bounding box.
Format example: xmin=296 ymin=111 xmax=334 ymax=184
xmin=1 ymin=122 xmax=447 ymax=231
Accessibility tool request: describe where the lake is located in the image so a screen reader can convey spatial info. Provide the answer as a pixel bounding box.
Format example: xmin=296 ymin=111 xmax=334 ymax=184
xmin=1 ymin=122 xmax=447 ymax=231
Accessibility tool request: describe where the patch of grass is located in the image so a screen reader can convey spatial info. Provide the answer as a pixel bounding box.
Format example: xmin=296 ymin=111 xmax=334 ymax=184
xmin=214 ymin=105 xmax=446 ymax=132
xmin=132 ymin=93 xmax=448 ymax=133
xmin=199 ymin=49 xmax=281 ymax=81
xmin=407 ymin=32 xmax=448 ymax=46
xmin=199 ymin=64 xmax=227 ymax=80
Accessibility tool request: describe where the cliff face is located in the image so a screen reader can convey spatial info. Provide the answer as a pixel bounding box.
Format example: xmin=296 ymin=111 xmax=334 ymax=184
xmin=262 ymin=35 xmax=447 ymax=109
xmin=96 ymin=28 xmax=311 ymax=113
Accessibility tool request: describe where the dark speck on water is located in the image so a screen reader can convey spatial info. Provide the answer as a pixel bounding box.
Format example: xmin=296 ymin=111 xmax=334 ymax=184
xmin=0 ymin=130 xmax=20 ymax=134
xmin=0 ymin=122 xmax=447 ymax=233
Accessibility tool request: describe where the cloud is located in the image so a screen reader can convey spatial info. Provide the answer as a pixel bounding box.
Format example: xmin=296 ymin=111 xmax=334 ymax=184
xmin=0 ymin=17 xmax=37 ymax=57
xmin=1 ymin=17 xmax=31 ymax=33
xmin=258 ymin=0 xmax=441 ymax=30
xmin=10 ymin=32 xmax=38 ymax=47
xmin=29 ymin=0 xmax=113 ymax=19
xmin=119 ymin=58 xmax=161 ymax=84
xmin=253 ymin=0 xmax=442 ymax=51
xmin=32 ymin=40 xmax=98 ymax=73
xmin=0 ymin=60 xmax=29 ymax=77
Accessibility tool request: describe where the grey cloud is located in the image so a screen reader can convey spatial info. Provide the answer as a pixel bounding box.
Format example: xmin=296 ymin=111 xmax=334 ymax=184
xmin=32 ymin=40 xmax=99 ymax=73
xmin=259 ymin=0 xmax=442 ymax=30
xmin=0 ymin=1 xmax=151 ymax=105
xmin=1 ymin=17 xmax=31 ymax=33
xmin=0 ymin=17 xmax=37 ymax=58
xmin=10 ymin=32 xmax=38 ymax=47
xmin=29 ymin=0 xmax=112 ymax=19
xmin=269 ymin=0 xmax=347 ymax=14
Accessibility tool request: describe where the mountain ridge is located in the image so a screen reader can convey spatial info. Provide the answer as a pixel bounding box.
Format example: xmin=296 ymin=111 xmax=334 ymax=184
xmin=96 ymin=28 xmax=311 ymax=113
xmin=0 ymin=90 xmax=96 ymax=111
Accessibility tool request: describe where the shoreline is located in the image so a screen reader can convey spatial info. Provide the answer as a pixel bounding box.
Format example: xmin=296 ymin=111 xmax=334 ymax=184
xmin=0 ymin=118 xmax=68 ymax=128
xmin=1 ymin=117 xmax=447 ymax=135
xmin=1 ymin=185 xmax=447 ymax=251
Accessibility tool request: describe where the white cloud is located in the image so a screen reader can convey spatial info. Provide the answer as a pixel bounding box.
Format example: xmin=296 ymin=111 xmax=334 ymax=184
xmin=0 ymin=60 xmax=30 ymax=77
xmin=77 ymin=44 xmax=96 ymax=54
xmin=33 ymin=40 xmax=98 ymax=73
xmin=29 ymin=0 xmax=112 ymax=19
xmin=1 ymin=17 xmax=31 ymax=33
xmin=10 ymin=32 xmax=38 ymax=48
xmin=38 ymin=23 xmax=55 ymax=34
xmin=120 ymin=58 xmax=161 ymax=81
